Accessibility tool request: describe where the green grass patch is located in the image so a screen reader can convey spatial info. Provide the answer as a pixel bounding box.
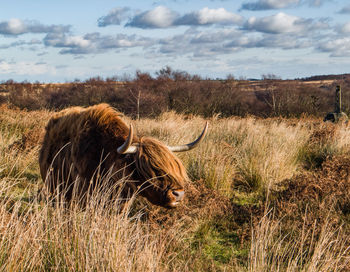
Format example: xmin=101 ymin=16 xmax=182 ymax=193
xmin=190 ymin=218 xmax=250 ymax=269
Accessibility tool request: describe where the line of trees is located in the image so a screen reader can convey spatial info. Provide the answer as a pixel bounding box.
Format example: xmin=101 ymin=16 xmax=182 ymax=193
xmin=1 ymin=67 xmax=350 ymax=119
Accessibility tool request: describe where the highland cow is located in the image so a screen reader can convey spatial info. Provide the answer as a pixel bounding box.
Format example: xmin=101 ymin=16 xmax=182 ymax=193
xmin=39 ymin=103 xmax=208 ymax=208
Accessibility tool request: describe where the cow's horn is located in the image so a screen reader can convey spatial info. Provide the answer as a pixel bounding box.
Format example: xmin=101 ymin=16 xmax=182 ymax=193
xmin=168 ymin=122 xmax=208 ymax=152
xmin=117 ymin=125 xmax=138 ymax=154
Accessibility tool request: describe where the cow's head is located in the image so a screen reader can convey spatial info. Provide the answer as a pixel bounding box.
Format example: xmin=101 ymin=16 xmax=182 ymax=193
xmin=117 ymin=122 xmax=208 ymax=208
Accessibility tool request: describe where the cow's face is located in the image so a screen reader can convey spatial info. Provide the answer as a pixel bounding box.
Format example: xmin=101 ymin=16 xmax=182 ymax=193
xmin=117 ymin=121 xmax=208 ymax=208
xmin=134 ymin=138 xmax=187 ymax=208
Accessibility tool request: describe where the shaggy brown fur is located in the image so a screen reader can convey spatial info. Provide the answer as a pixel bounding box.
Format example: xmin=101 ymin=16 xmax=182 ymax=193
xmin=39 ymin=103 xmax=188 ymax=208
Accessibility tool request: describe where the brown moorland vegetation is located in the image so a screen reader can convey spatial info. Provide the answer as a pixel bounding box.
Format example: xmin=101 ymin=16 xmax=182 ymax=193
xmin=2 ymin=68 xmax=350 ymax=119
xmin=0 ymin=102 xmax=350 ymax=271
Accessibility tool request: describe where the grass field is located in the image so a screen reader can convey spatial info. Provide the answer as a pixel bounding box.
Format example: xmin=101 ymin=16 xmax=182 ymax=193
xmin=0 ymin=105 xmax=350 ymax=271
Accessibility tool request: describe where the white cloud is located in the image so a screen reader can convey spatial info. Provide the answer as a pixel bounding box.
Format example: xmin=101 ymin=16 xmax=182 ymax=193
xmin=5 ymin=19 xmax=26 ymax=35
xmin=340 ymin=22 xmax=350 ymax=34
xmin=318 ymin=38 xmax=350 ymax=57
xmin=125 ymin=6 xmax=242 ymax=28
xmin=175 ymin=7 xmax=243 ymax=25
xmin=44 ymin=32 xmax=153 ymax=54
xmin=159 ymin=29 xmax=257 ymax=57
xmin=126 ymin=6 xmax=178 ymax=28
xmin=65 ymin=36 xmax=91 ymax=48
xmin=198 ymin=7 xmax=242 ymax=24
xmin=0 ymin=18 xmax=70 ymax=36
xmin=244 ymin=12 xmax=311 ymax=34
xmin=44 ymin=33 xmax=91 ymax=48
xmin=190 ymin=29 xmax=239 ymax=44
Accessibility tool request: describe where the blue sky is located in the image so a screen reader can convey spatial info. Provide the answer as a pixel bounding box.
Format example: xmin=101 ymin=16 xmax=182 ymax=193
xmin=1 ymin=0 xmax=350 ymax=82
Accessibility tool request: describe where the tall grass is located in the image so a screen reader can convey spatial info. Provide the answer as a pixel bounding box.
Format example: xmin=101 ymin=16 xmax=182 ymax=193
xmin=249 ymin=210 xmax=350 ymax=272
xmin=0 ymin=179 xmax=168 ymax=271
xmin=138 ymin=114 xmax=310 ymax=197
xmin=298 ymin=122 xmax=350 ymax=169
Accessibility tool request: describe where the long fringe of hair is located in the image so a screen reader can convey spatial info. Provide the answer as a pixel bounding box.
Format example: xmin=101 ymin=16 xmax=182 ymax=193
xmin=134 ymin=137 xmax=188 ymax=187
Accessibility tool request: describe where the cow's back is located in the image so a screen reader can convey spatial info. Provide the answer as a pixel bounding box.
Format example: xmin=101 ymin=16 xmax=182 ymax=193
xmin=39 ymin=104 xmax=136 ymax=201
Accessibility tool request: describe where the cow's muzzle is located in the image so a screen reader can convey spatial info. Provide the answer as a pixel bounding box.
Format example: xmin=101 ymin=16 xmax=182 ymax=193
xmin=166 ymin=189 xmax=185 ymax=208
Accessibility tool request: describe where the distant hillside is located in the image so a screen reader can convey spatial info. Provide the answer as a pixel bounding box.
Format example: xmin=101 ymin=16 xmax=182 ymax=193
xmin=300 ymin=74 xmax=350 ymax=81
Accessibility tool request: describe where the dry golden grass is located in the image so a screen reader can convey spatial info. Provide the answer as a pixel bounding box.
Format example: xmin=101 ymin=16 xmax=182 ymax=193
xmin=249 ymin=210 xmax=350 ymax=272
xmin=1 ymin=105 xmax=350 ymax=271
xmin=0 ymin=183 xmax=167 ymax=271
xmin=137 ymin=113 xmax=311 ymax=196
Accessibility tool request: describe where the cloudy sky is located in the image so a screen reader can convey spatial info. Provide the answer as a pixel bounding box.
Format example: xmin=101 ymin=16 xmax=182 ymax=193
xmin=1 ymin=0 xmax=350 ymax=82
